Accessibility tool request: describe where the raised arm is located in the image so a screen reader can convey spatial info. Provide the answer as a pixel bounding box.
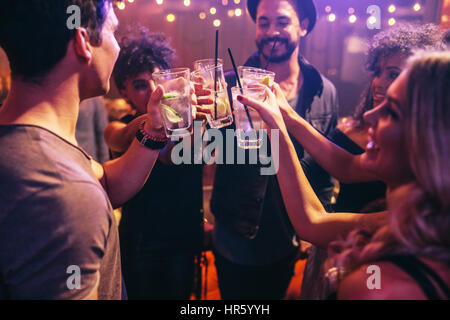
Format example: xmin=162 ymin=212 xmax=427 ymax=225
xmin=237 ymin=89 xmax=386 ymax=248
xmin=104 ymin=83 xmax=211 ymax=164
xmin=104 ymin=114 xmax=147 ymax=154
xmin=273 ymin=84 xmax=377 ymax=183
xmin=93 ymin=86 xmax=165 ymax=207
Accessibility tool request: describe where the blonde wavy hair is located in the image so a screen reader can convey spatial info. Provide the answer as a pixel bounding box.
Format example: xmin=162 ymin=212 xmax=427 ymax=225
xmin=326 ymin=51 xmax=450 ymax=282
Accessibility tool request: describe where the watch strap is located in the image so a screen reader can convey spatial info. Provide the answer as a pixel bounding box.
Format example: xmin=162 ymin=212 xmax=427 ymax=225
xmin=135 ymin=122 xmax=168 ymax=150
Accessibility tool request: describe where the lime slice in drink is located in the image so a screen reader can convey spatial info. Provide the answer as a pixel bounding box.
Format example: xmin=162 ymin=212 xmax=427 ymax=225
xmin=214 ymin=98 xmax=229 ymax=117
xmin=261 ymin=76 xmax=271 ymax=86
xmin=162 ymin=104 xmax=183 ymax=123
xmin=162 ymin=92 xmax=180 ymax=100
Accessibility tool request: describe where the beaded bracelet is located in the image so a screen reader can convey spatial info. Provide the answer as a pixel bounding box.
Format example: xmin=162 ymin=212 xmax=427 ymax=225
xmin=135 ymin=120 xmax=169 ymax=150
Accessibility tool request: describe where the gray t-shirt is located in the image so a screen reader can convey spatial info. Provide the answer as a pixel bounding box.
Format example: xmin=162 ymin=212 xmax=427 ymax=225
xmin=0 ymin=125 xmax=121 ymax=299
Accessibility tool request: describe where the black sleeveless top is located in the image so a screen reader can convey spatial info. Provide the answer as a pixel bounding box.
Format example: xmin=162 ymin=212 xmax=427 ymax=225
xmin=330 ymin=129 xmax=387 ymax=213
xmin=328 ymin=255 xmax=450 ymax=300
xmin=385 ymin=255 xmax=450 ymax=300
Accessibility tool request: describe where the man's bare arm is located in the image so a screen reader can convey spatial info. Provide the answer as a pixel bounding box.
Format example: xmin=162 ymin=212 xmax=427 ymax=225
xmin=93 ymin=138 xmax=160 ymax=207
xmin=93 ymin=86 xmax=166 ymax=207
xmin=104 ymin=115 xmax=146 ymax=153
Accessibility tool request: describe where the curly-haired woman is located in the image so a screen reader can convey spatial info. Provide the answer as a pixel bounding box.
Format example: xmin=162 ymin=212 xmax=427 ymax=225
xmin=336 ymin=24 xmax=442 ymax=213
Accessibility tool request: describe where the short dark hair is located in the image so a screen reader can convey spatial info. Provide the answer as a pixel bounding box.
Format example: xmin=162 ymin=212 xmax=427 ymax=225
xmin=0 ymin=0 xmax=112 ymax=82
xmin=113 ymin=28 xmax=176 ymax=91
xmin=442 ymin=29 xmax=450 ymax=47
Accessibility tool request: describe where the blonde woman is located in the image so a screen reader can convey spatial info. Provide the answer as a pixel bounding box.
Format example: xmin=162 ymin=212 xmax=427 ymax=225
xmin=237 ymin=51 xmax=450 ymax=299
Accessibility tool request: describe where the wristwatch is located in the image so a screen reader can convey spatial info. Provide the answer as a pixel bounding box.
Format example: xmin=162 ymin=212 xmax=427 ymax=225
xmin=135 ymin=121 xmax=169 ymax=150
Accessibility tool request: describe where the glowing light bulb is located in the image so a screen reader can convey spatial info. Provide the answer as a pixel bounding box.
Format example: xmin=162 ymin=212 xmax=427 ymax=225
xmin=349 ymin=15 xmax=357 ymax=23
xmin=235 ymin=8 xmax=242 ymax=17
xmin=388 ymin=4 xmax=396 ymax=13
xmin=413 ymin=3 xmax=421 ymax=11
xmin=210 ymin=7 xmax=217 ymax=15
xmin=117 ymin=2 xmax=125 ymax=10
xmin=166 ymin=14 xmax=176 ymax=22
xmin=348 ymin=7 xmax=355 ymax=15
xmin=228 ymin=9 xmax=234 ymax=17
xmin=222 ymin=0 xmax=229 ymax=5
xmin=213 ymin=19 xmax=221 ymax=27
xmin=234 ymin=0 xmax=241 ymax=4
xmin=325 ymin=6 xmax=332 ymax=13
xmin=368 ymin=16 xmax=377 ymax=25
xmin=184 ymin=0 xmax=190 ymax=7
xmin=388 ymin=18 xmax=396 ymax=26
xmin=328 ymin=13 xmax=336 ymax=22
xmin=199 ymin=12 xmax=206 ymax=20
xmin=127 ymin=0 xmax=134 ymax=3
xmin=156 ymin=0 xmax=163 ymax=5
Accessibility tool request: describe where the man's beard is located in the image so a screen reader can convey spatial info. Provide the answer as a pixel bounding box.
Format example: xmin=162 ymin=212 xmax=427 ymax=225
xmin=256 ymin=37 xmax=298 ymax=63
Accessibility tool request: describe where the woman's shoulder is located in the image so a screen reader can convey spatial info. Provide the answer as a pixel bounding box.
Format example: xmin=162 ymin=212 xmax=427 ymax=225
xmin=337 ymin=117 xmax=368 ymax=149
xmin=338 ymin=258 xmax=450 ymax=300
xmin=337 ymin=261 xmax=429 ymax=300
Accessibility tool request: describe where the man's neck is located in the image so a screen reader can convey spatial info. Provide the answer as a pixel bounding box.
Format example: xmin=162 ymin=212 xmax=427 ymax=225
xmin=260 ymin=48 xmax=303 ymax=100
xmin=0 ymin=75 xmax=81 ymax=145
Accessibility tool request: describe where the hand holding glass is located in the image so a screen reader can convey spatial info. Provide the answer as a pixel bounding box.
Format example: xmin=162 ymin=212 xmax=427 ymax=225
xmin=152 ymin=68 xmax=193 ymax=138
xmin=191 ymin=64 xmax=233 ymax=129
xmin=232 ymin=86 xmax=265 ymax=149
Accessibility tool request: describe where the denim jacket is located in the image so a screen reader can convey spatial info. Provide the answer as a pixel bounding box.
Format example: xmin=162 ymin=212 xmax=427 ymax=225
xmin=211 ymin=52 xmax=339 ymax=240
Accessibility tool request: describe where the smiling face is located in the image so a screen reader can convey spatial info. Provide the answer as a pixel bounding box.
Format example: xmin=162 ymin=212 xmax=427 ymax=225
xmin=255 ymin=0 xmax=308 ymax=63
xmin=371 ymin=51 xmax=407 ymax=107
xmin=362 ymin=70 xmax=414 ymax=189
xmin=120 ymin=71 xmax=158 ymax=115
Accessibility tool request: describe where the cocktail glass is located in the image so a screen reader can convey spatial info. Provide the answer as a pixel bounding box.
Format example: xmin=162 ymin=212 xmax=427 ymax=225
xmin=152 ymin=68 xmax=193 ymax=138
xmin=191 ymin=66 xmax=233 ymax=129
xmin=237 ymin=66 xmax=260 ymax=85
xmin=232 ymin=86 xmax=265 ymax=149
xmin=193 ymin=58 xmax=224 ymax=71
xmin=242 ymin=68 xmax=275 ymax=88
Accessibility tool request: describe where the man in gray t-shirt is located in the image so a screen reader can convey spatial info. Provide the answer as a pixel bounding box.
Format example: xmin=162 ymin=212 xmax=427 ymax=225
xmin=0 ymin=125 xmax=121 ymax=299
xmin=0 ymin=1 xmax=170 ymax=299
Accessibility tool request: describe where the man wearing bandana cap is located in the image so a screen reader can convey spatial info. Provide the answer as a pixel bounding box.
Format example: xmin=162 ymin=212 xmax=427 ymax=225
xmin=210 ymin=0 xmax=339 ymax=299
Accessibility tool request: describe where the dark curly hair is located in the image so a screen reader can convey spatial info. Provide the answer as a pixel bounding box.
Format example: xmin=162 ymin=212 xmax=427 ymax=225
xmin=113 ymin=27 xmax=176 ymax=91
xmin=442 ymin=29 xmax=450 ymax=47
xmin=0 ymin=0 xmax=113 ymax=82
xmin=353 ymin=24 xmax=442 ymax=128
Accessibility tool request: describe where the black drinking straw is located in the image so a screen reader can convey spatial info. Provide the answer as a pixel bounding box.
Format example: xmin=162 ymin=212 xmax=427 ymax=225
xmin=227 ymin=48 xmax=254 ymax=129
xmin=214 ymin=30 xmax=219 ymax=119
xmin=264 ymin=39 xmax=278 ymax=70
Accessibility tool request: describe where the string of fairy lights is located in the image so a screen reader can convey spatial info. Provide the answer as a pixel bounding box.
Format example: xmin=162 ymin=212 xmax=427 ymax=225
xmin=115 ymin=1 xmax=425 ymax=29
xmin=324 ymin=2 xmax=423 ymax=28
xmin=115 ymin=0 xmax=244 ymax=28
